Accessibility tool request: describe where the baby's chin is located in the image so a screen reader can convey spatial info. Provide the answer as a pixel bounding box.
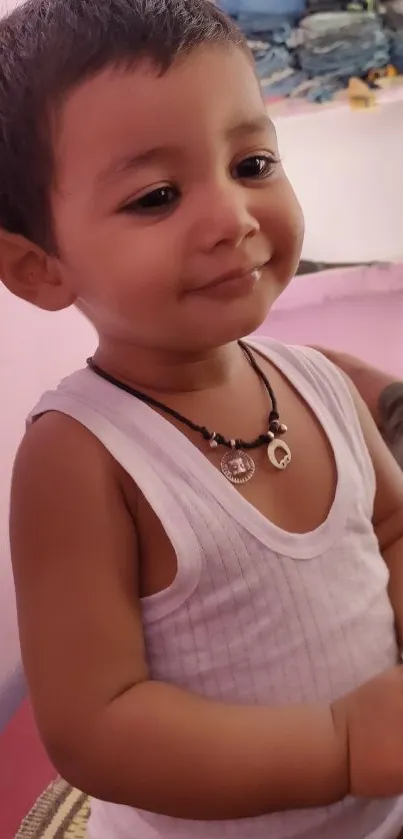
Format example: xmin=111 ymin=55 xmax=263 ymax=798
xmin=227 ymin=280 xmax=285 ymax=337
xmin=202 ymin=292 xmax=280 ymax=348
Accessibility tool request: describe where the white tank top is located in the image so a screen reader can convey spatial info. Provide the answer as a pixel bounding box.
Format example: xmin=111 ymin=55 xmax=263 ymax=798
xmin=29 ymin=338 xmax=403 ymax=839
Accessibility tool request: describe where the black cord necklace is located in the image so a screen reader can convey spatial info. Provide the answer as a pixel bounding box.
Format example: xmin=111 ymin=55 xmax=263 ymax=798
xmin=87 ymin=341 xmax=291 ymax=484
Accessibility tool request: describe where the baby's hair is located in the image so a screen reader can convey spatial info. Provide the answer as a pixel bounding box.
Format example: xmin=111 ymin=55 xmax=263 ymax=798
xmin=0 ymin=0 xmax=244 ymax=251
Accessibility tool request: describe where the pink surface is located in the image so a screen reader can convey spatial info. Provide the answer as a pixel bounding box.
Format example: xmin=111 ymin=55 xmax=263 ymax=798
xmin=257 ymin=263 xmax=403 ymax=378
xmin=262 ymin=291 xmax=403 ymax=377
xmin=0 ymin=701 xmax=56 ymax=839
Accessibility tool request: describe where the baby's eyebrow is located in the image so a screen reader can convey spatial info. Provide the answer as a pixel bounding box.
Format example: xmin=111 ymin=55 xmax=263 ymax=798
xmin=95 ymin=146 xmax=180 ymax=187
xmin=226 ymin=114 xmax=274 ymax=141
xmin=94 ymin=115 xmax=275 ymax=189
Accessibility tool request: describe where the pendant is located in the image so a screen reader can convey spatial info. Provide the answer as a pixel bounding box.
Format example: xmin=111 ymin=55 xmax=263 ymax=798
xmin=221 ymin=450 xmax=256 ymax=484
xmin=268 ymin=438 xmax=292 ymax=471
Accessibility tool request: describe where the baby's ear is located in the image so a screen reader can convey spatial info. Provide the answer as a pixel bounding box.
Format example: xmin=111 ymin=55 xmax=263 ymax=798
xmin=0 ymin=228 xmax=75 ymax=311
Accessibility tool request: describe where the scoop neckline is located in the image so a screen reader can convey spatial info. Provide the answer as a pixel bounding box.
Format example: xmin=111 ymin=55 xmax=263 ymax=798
xmin=75 ymin=337 xmax=352 ymax=560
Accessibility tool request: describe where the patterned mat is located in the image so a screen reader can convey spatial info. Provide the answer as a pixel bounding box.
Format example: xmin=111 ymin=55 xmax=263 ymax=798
xmin=15 ymin=777 xmax=90 ymax=839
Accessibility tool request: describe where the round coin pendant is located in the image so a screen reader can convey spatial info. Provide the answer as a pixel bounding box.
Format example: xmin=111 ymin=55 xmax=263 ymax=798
xmin=267 ymin=439 xmax=292 ymax=471
xmin=220 ymin=450 xmax=256 ymax=484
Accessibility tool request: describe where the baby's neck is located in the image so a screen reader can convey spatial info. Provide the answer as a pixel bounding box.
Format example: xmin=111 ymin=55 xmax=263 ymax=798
xmin=92 ymin=338 xmax=245 ymax=396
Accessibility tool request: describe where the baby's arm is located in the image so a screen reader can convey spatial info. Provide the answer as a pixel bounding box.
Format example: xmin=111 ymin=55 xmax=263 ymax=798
xmin=10 ymin=412 xmax=347 ymax=820
xmin=343 ymin=378 xmax=403 ymax=646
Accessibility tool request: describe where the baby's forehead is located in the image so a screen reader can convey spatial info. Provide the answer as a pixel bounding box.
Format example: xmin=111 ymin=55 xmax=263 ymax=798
xmin=58 ymin=46 xmax=264 ymax=144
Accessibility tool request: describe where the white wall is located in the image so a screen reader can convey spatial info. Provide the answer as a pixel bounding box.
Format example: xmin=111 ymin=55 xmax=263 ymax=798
xmin=273 ymin=91 xmax=403 ymax=263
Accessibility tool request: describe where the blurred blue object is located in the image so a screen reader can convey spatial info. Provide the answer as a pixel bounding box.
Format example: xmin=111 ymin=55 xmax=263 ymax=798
xmin=262 ymin=68 xmax=307 ymax=97
xmin=218 ymin=0 xmax=389 ymax=104
xmin=298 ymin=12 xmax=389 ymax=77
xmin=218 ymin=0 xmax=306 ymax=19
xmin=252 ymin=44 xmax=291 ymax=78
xmin=237 ymin=15 xmax=293 ymax=38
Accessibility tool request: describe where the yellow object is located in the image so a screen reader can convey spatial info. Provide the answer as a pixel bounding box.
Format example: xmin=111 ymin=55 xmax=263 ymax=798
xmin=387 ymin=65 xmax=398 ymax=78
xmin=347 ymin=77 xmax=376 ymax=110
xmin=367 ymin=65 xmax=398 ymax=84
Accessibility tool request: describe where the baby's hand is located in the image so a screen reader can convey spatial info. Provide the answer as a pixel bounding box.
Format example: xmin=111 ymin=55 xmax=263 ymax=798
xmin=332 ymin=666 xmax=403 ymax=798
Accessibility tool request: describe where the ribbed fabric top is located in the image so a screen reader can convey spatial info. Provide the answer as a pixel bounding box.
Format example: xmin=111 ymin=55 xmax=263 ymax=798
xmin=29 ymin=338 xmax=403 ymax=839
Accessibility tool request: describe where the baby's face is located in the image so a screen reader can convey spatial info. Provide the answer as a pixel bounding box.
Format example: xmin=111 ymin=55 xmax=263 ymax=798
xmin=51 ymin=44 xmax=304 ymax=352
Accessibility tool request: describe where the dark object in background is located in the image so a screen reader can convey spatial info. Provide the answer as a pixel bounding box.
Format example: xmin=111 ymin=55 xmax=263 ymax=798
xmin=296 ymin=259 xmax=389 ymax=275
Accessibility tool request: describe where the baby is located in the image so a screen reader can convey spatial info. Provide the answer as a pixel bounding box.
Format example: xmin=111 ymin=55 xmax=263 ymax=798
xmin=2 ymin=1 xmax=403 ymax=837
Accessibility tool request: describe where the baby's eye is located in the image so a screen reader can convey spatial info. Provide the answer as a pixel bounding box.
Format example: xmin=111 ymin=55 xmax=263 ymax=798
xmin=122 ymin=185 xmax=180 ymax=215
xmin=234 ymin=154 xmax=278 ymax=180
